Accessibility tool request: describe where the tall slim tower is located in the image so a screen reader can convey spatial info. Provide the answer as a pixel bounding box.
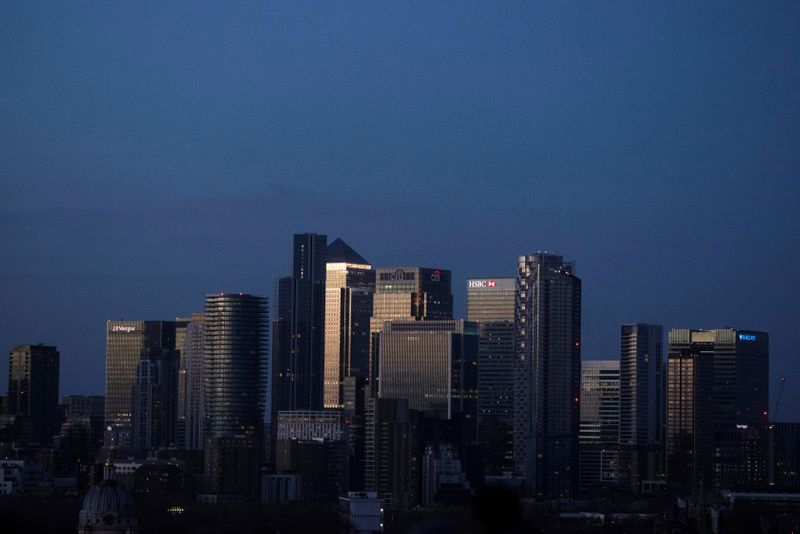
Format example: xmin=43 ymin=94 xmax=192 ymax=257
xmin=579 ymin=360 xmax=620 ymax=490
xmin=182 ymin=313 xmax=206 ymax=450
xmin=7 ymin=344 xmax=60 ymax=445
xmin=619 ymin=323 xmax=664 ymax=489
xmin=467 ymin=277 xmax=516 ymax=476
xmin=323 ymin=238 xmax=374 ymax=409
xmin=204 ymin=294 xmax=269 ymax=440
xmin=515 ymin=253 xmax=581 ymax=498
xmin=203 ymin=294 xmax=268 ymax=501
xmin=105 ymin=321 xmax=175 ymax=448
xmin=273 ymin=233 xmax=327 ymax=413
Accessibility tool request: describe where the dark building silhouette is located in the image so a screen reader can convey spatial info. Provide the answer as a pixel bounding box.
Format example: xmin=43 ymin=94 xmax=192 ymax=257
xmin=7 ymin=344 xmax=60 ymax=446
xmin=515 ymin=253 xmax=581 ymax=498
xmin=619 ymin=323 xmax=665 ymax=491
xmin=203 ymin=293 xmax=268 ymax=502
xmin=667 ymin=328 xmax=769 ymax=493
xmin=273 ymin=233 xmax=328 ymax=415
xmin=364 ymin=397 xmax=420 ymax=510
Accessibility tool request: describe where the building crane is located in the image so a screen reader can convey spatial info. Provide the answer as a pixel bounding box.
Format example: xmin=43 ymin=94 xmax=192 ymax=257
xmin=772 ymin=377 xmax=786 ymax=422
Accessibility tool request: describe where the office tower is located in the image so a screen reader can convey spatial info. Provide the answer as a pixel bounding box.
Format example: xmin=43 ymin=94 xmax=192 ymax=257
xmin=7 ymin=344 xmax=60 ymax=445
xmin=105 ymin=321 xmax=176 ymax=448
xmin=579 ymin=360 xmax=621 ymax=490
xmin=182 ymin=314 xmax=206 ymax=450
xmin=364 ymin=397 xmax=420 ymax=510
xmin=666 ymin=328 xmax=769 ymax=492
xmin=324 ymin=238 xmax=374 ymax=409
xmin=369 ymin=267 xmax=453 ymax=393
xmin=515 ymin=253 xmax=581 ymax=498
xmin=666 ymin=329 xmax=715 ymax=492
xmin=131 ymin=349 xmax=179 ymax=450
xmin=467 ymin=277 xmax=516 ymax=476
xmin=273 ymin=233 xmax=327 ymax=415
xmin=204 ymin=294 xmax=268 ymax=440
xmin=619 ymin=324 xmax=664 ymax=490
xmin=174 ymin=318 xmax=190 ymax=449
xmin=378 ymin=320 xmax=478 ymax=426
xmin=203 ymin=293 xmax=268 ymax=501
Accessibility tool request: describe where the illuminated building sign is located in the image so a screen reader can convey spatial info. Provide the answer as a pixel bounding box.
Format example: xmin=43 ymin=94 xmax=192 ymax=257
xmin=380 ymin=270 xmax=416 ymax=282
xmin=468 ymin=280 xmax=497 ymax=288
xmin=738 ymin=333 xmax=756 ymax=342
xmin=111 ymin=325 xmax=136 ymax=333
xmin=430 ymin=270 xmax=441 ymax=282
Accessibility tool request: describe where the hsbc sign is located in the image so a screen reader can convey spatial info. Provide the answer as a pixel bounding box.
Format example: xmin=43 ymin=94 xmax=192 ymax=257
xmin=469 ymin=280 xmax=497 ymax=288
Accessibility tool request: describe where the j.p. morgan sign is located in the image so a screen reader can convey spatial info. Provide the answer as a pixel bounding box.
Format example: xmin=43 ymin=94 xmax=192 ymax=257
xmin=468 ymin=280 xmax=497 ymax=288
xmin=111 ymin=325 xmax=136 ymax=333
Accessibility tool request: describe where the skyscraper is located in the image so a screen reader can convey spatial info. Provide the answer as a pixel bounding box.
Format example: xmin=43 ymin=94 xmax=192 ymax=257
xmin=666 ymin=329 xmax=714 ymax=492
xmin=515 ymin=253 xmax=581 ymax=498
xmin=666 ymin=328 xmax=769 ymax=492
xmin=7 ymin=344 xmax=60 ymax=445
xmin=619 ymin=323 xmax=664 ymax=489
xmin=182 ymin=314 xmax=206 ymax=450
xmin=203 ymin=294 xmax=269 ymax=440
xmin=579 ymin=360 xmax=620 ymax=490
xmin=368 ymin=267 xmax=453 ymax=394
xmin=203 ymin=293 xmax=268 ymax=502
xmin=273 ymin=233 xmax=327 ymax=414
xmin=467 ymin=277 xmax=516 ymax=476
xmin=105 ymin=321 xmax=176 ymax=448
xmin=378 ymin=320 xmax=478 ymax=428
xmin=131 ymin=348 xmax=179 ymax=450
xmin=323 ymin=238 xmax=374 ymax=409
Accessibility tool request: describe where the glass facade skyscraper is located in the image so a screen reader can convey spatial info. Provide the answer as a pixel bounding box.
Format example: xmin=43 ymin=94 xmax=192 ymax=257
xmin=619 ymin=323 xmax=664 ymax=489
xmin=105 ymin=320 xmax=176 ymax=448
xmin=467 ymin=277 xmax=516 ymax=476
xmin=667 ymin=328 xmax=769 ymax=492
xmin=369 ymin=267 xmax=453 ymax=394
xmin=579 ymin=360 xmax=621 ymax=490
xmin=273 ymin=233 xmax=327 ymax=414
xmin=515 ymin=253 xmax=581 ymax=498
xmin=323 ymin=238 xmax=374 ymax=409
xmin=378 ymin=320 xmax=477 ymax=425
xmin=203 ymin=293 xmax=269 ymax=440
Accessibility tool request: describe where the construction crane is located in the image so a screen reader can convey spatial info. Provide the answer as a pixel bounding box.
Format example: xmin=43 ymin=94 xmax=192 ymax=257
xmin=772 ymin=377 xmax=786 ymax=422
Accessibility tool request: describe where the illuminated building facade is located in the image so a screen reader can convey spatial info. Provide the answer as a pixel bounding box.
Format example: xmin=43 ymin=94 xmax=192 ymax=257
xmin=323 ymin=238 xmax=374 ymax=409
xmin=105 ymin=321 xmax=175 ymax=448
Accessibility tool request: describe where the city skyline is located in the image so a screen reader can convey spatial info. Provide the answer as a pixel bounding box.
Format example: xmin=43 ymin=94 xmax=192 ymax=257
xmin=1 ymin=240 xmax=796 ymax=422
xmin=2 ymin=3 xmax=798 ymax=422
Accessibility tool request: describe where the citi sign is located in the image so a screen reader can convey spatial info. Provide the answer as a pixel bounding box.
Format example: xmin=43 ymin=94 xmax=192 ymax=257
xmin=469 ymin=280 xmax=497 ymax=288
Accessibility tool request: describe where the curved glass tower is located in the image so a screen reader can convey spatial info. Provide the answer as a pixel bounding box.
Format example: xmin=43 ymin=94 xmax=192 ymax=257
xmin=203 ymin=293 xmax=269 ymax=440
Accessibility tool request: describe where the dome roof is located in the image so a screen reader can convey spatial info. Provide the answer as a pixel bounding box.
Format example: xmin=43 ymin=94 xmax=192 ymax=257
xmin=81 ymin=480 xmax=135 ymax=515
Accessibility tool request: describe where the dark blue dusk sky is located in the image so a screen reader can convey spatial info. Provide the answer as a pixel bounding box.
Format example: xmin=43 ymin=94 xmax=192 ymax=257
xmin=2 ymin=2 xmax=799 ymax=419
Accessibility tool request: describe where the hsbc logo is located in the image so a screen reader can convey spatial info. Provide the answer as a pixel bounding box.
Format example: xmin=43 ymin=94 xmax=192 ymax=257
xmin=469 ymin=280 xmax=496 ymax=288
